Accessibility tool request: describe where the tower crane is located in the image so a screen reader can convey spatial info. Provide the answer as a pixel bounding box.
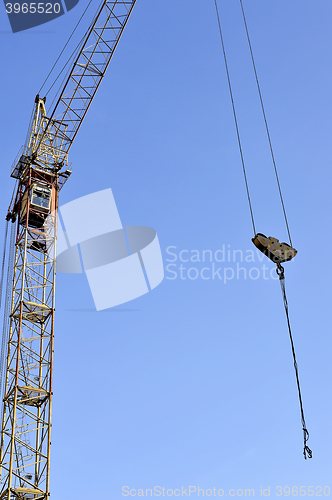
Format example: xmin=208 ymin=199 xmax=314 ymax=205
xmin=0 ymin=1 xmax=136 ymax=498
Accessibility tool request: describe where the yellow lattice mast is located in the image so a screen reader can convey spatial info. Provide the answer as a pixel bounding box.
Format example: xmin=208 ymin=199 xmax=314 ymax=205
xmin=0 ymin=97 xmax=60 ymax=500
xmin=0 ymin=2 xmax=137 ymax=498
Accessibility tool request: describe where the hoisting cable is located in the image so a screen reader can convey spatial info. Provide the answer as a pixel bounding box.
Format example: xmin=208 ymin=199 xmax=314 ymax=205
xmin=0 ymin=220 xmax=9 ymax=314
xmin=0 ymin=186 xmax=16 ymax=315
xmin=276 ymin=264 xmax=312 ymax=459
xmin=43 ymin=0 xmax=106 ymax=102
xmin=239 ymin=0 xmax=311 ymax=458
xmin=0 ymin=220 xmax=16 ymax=412
xmin=39 ymin=0 xmax=94 ymax=95
xmin=213 ymin=0 xmax=311 ymax=459
xmin=0 ymin=220 xmax=10 ymax=401
xmin=213 ymin=0 xmax=256 ymax=236
xmin=46 ymin=36 xmax=86 ymax=108
xmin=239 ymin=0 xmax=292 ymax=247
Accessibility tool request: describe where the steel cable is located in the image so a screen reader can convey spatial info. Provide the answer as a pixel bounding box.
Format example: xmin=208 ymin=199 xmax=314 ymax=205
xmin=0 ymin=220 xmax=9 ymax=314
xmin=239 ymin=0 xmax=293 ymax=246
xmin=39 ymin=0 xmax=94 ymax=95
xmin=277 ymin=266 xmax=312 ymax=459
xmin=0 ymin=220 xmax=10 ymax=401
xmin=214 ymin=0 xmax=256 ymax=235
xmin=213 ymin=0 xmax=310 ymax=459
xmin=0 ymin=222 xmax=16 ymax=417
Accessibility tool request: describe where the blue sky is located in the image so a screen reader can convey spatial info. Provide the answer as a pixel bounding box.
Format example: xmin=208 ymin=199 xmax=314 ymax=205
xmin=1 ymin=0 xmax=332 ymax=498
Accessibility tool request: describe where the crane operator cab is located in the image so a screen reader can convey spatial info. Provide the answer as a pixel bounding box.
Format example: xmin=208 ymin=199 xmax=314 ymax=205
xmin=20 ymin=183 xmax=53 ymax=229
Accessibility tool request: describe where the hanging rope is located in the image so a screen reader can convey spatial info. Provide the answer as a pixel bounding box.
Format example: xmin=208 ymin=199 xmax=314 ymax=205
xmin=213 ymin=0 xmax=256 ymax=235
xmin=0 ymin=221 xmax=16 ymax=410
xmin=39 ymin=0 xmax=94 ymax=95
xmin=46 ymin=37 xmax=86 ymax=110
xmin=239 ymin=0 xmax=293 ymax=247
xmin=0 ymin=220 xmax=9 ymax=315
xmin=276 ymin=264 xmax=312 ymax=459
xmin=213 ymin=0 xmax=311 ymax=459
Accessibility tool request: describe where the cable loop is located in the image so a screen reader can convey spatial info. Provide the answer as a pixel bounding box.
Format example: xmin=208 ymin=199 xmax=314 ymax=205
xmin=279 ymin=269 xmax=312 ymax=459
xmin=276 ymin=263 xmax=285 ymax=278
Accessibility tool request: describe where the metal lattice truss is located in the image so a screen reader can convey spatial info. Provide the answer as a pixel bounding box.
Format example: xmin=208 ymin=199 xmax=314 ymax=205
xmin=35 ymin=0 xmax=137 ymax=164
xmin=11 ymin=102 xmax=71 ymax=190
xmin=31 ymin=116 xmax=69 ymax=172
xmin=2 ymin=1 xmax=137 ymax=498
xmin=0 ymin=212 xmax=56 ymax=500
xmin=10 ymin=0 xmax=136 ymax=181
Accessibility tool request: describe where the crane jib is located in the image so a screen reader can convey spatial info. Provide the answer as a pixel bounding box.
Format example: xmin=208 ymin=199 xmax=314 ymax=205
xmin=34 ymin=0 xmax=137 ymax=172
